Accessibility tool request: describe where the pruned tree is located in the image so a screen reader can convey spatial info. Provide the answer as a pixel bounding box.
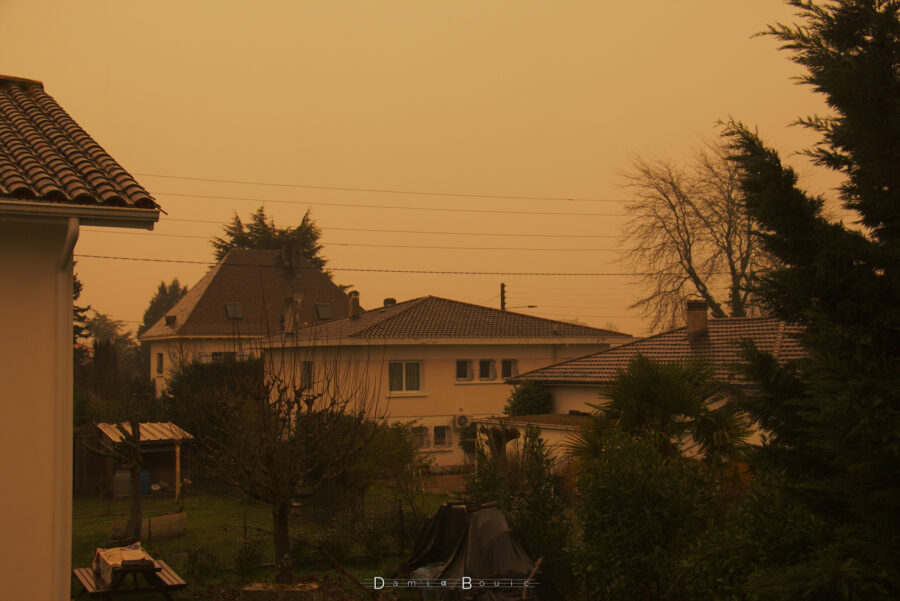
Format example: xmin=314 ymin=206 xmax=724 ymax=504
xmin=189 ymin=342 xmax=386 ymax=583
xmin=621 ymin=142 xmax=772 ymax=331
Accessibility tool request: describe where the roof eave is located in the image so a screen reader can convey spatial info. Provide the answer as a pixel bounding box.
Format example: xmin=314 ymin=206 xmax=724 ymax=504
xmin=0 ymin=199 xmax=160 ymax=230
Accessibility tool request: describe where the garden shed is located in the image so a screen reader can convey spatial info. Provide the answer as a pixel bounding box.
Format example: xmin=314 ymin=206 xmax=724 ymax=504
xmin=75 ymin=422 xmax=192 ymax=499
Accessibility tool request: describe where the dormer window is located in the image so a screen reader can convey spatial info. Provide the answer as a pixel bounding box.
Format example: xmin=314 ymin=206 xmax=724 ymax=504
xmin=224 ymin=302 xmax=243 ymax=320
xmin=315 ymin=303 xmax=334 ymax=320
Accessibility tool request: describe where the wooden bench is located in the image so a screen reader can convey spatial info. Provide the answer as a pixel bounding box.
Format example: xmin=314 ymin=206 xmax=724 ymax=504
xmin=73 ymin=559 xmax=186 ymax=600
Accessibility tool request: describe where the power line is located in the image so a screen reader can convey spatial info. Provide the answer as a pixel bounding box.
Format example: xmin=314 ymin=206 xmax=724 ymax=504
xmin=153 ymin=191 xmax=626 ymax=217
xmin=82 ymin=225 xmax=622 ymax=240
xmin=78 ymin=230 xmax=619 ymax=252
xmin=136 ymin=172 xmax=626 ymax=204
xmin=73 ymin=254 xmax=651 ymax=276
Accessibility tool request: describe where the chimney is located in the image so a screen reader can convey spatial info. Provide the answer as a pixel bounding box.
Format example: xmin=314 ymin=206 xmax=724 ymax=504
xmin=686 ymin=300 xmax=708 ymax=341
xmin=349 ymin=291 xmax=361 ymax=320
xmin=281 ymin=240 xmax=303 ymax=277
xmin=383 ymin=297 xmax=396 ymax=307
xmin=283 ymin=294 xmax=302 ymax=332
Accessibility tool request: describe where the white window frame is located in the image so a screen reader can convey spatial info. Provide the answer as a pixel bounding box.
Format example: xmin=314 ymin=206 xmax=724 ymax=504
xmin=412 ymin=426 xmax=429 ymax=449
xmin=501 ymin=358 xmax=518 ymax=379
xmin=456 ymin=359 xmax=474 ymax=381
xmin=388 ymin=360 xmax=423 ymax=393
xmin=478 ymin=359 xmax=497 ymax=381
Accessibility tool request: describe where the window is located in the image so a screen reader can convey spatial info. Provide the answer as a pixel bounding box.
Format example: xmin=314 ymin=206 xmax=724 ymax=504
xmin=224 ymin=302 xmax=243 ymax=320
xmin=300 ymin=361 xmax=314 ymax=390
xmin=156 ymin=353 xmax=163 ymax=375
xmin=211 ymin=351 xmax=236 ymax=363
xmin=456 ymin=359 xmax=473 ymax=381
xmin=501 ymin=359 xmax=518 ymax=379
xmin=433 ymin=426 xmax=451 ymax=447
xmin=389 ymin=361 xmax=422 ymax=392
xmin=412 ymin=426 xmax=428 ymax=449
xmin=315 ymin=303 xmax=334 ymax=320
xmin=479 ymin=359 xmax=496 ymax=380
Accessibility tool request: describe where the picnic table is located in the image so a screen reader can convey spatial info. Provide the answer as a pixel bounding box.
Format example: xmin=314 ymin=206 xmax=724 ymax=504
xmin=73 ymin=558 xmax=186 ymax=600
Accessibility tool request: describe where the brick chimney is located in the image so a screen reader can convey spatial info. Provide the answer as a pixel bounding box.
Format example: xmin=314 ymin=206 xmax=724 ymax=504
xmin=686 ymin=300 xmax=708 ymax=341
xmin=349 ymin=291 xmax=361 ymax=320
xmin=383 ymin=297 xmax=396 ymax=307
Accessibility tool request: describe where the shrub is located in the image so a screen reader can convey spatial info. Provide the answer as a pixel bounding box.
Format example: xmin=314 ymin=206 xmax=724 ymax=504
xmin=504 ymin=381 xmax=552 ymax=416
xmin=570 ymin=429 xmax=715 ymax=601
xmin=234 ymin=537 xmax=265 ymax=577
xmin=465 ymin=439 xmax=505 ymax=504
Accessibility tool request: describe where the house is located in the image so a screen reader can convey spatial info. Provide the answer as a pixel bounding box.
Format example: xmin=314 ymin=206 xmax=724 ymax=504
xmin=0 ymin=75 xmax=161 ymax=601
xmin=493 ymin=300 xmax=804 ymax=453
xmin=262 ymin=294 xmax=633 ymax=471
xmin=75 ymin=422 xmax=193 ymax=500
xmin=139 ymin=246 xmax=352 ymax=396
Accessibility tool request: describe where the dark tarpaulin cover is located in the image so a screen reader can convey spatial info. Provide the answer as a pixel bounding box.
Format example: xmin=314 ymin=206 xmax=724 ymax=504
xmin=401 ymin=502 xmax=543 ymax=601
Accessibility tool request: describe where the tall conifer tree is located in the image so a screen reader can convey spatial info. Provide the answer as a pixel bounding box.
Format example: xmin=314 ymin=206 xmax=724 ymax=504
xmin=724 ymin=1 xmax=899 ymax=597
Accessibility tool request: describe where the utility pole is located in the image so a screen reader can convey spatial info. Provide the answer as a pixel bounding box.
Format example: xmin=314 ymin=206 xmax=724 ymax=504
xmin=500 ymin=282 xmax=506 ymax=311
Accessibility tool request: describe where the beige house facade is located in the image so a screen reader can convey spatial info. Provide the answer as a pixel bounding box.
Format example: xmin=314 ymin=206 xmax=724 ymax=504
xmin=140 ymin=247 xmax=352 ymax=396
xmin=0 ymin=76 xmax=160 ymax=601
xmin=263 ymin=295 xmax=633 ymax=471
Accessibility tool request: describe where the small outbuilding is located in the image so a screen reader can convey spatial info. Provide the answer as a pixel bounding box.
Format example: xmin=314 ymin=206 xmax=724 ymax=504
xmin=75 ymin=422 xmax=192 ymax=499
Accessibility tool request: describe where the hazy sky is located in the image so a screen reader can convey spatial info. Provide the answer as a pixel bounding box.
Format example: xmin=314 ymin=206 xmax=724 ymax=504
xmin=1 ymin=1 xmax=841 ymax=337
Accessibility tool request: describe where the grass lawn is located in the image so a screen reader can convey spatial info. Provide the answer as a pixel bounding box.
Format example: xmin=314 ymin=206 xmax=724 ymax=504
xmin=72 ymin=485 xmax=452 ymax=600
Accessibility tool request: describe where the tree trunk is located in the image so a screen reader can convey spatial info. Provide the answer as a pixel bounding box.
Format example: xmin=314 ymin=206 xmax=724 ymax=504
xmin=129 ymin=421 xmax=143 ymax=540
xmin=129 ymin=464 xmax=142 ymax=539
xmin=273 ymin=501 xmax=292 ymax=583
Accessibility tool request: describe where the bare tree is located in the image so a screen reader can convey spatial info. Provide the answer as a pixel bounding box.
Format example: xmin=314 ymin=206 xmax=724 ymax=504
xmin=621 ymin=142 xmax=771 ymax=331
xmin=189 ymin=337 xmax=386 ymax=583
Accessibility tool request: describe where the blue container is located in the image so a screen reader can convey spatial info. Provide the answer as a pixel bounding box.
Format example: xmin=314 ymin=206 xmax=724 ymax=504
xmin=140 ymin=470 xmax=151 ymax=495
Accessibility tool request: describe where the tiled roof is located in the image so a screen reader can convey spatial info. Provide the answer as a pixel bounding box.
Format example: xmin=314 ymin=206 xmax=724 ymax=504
xmin=140 ymin=249 xmax=351 ymax=339
xmin=0 ymin=75 xmax=157 ymax=208
xmin=511 ymin=317 xmax=804 ymax=385
xmin=275 ymin=296 xmax=632 ymax=343
xmin=94 ymin=422 xmax=192 ymax=443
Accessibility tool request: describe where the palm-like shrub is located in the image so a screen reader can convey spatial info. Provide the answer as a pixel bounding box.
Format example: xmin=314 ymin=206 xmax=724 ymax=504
xmin=567 ymin=354 xmax=751 ymax=466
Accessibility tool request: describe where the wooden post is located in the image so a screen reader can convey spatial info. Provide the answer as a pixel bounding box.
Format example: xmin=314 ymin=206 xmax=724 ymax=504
xmin=174 ymin=441 xmax=182 ymax=502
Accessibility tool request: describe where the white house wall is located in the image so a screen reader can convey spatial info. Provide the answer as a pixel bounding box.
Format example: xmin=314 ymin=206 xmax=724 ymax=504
xmin=267 ymin=341 xmax=610 ymax=471
xmin=549 ymin=385 xmax=609 ymax=415
xmin=0 ymin=217 xmax=73 ymax=601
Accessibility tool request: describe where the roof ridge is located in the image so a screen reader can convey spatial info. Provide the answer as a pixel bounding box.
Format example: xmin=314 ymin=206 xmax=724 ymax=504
xmin=348 ymin=297 xmax=429 ymax=337
xmin=415 ymin=295 xmax=630 ymax=336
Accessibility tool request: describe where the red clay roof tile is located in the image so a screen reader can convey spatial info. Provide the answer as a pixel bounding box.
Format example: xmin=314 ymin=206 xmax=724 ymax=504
xmin=0 ymin=75 xmax=157 ymax=208
xmin=273 ymin=296 xmax=633 ymax=343
xmin=140 ymin=249 xmax=351 ymax=340
xmin=511 ymin=317 xmax=804 ymax=384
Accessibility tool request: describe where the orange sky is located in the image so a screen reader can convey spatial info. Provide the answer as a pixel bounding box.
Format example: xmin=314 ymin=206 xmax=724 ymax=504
xmin=0 ymin=1 xmax=842 ymax=337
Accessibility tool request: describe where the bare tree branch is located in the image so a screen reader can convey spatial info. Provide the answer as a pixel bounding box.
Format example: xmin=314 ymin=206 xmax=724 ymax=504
xmin=620 ymin=141 xmax=773 ymax=331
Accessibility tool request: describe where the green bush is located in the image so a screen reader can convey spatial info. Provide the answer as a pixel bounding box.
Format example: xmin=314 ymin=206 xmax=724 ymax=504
xmin=504 ymin=381 xmax=552 ymax=416
xmin=234 ymin=537 xmax=265 ymax=577
xmin=465 ymin=439 xmax=505 ymax=504
xmin=360 ymin=518 xmax=396 ymax=559
xmin=570 ymin=429 xmax=715 ymax=601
